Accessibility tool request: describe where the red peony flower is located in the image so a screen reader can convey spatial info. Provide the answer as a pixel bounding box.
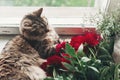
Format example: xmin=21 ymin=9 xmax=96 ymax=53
xmin=70 ymin=36 xmax=85 ymax=51
xmin=40 ymin=62 xmax=48 ymax=71
xmin=56 ymin=42 xmax=66 ymax=53
xmin=47 ymin=54 xmax=70 ymax=65
xmin=40 ymin=31 xmax=102 ymax=77
xmin=84 ymin=32 xmax=101 ymax=46
xmin=47 ymin=55 xmax=62 ymax=65
xmin=41 ymin=54 xmax=71 ymax=74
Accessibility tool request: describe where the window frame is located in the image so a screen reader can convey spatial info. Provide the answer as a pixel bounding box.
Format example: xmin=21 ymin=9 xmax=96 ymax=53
xmin=0 ymin=0 xmax=110 ymax=35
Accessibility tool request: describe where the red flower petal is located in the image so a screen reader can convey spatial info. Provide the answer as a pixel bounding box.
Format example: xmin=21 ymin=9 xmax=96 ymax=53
xmin=70 ymin=36 xmax=85 ymax=51
xmin=84 ymin=32 xmax=101 ymax=46
xmin=40 ymin=62 xmax=48 ymax=71
xmin=56 ymin=42 xmax=66 ymax=53
xmin=47 ymin=55 xmax=62 ymax=65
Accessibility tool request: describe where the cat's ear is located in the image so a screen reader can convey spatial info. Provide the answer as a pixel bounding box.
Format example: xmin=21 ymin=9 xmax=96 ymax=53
xmin=33 ymin=8 xmax=43 ymax=17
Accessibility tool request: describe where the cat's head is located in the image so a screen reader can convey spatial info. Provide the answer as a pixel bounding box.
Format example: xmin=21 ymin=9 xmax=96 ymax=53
xmin=20 ymin=8 xmax=50 ymax=40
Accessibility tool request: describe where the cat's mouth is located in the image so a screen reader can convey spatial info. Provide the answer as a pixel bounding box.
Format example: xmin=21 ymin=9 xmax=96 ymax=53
xmin=30 ymin=31 xmax=40 ymax=36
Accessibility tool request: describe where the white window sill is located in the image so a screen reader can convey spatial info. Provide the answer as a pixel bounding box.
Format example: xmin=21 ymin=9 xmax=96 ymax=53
xmin=0 ymin=36 xmax=13 ymax=52
xmin=0 ymin=17 xmax=96 ymax=35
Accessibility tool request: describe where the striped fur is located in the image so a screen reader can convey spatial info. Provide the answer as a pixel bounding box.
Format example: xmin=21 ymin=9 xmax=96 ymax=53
xmin=0 ymin=8 xmax=59 ymax=80
xmin=20 ymin=8 xmax=59 ymax=58
xmin=0 ymin=35 xmax=46 ymax=80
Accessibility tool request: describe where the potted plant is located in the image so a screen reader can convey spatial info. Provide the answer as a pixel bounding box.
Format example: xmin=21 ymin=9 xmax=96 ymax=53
xmin=40 ymin=31 xmax=120 ymax=80
xmin=40 ymin=8 xmax=120 ymax=80
xmin=97 ymin=8 xmax=120 ymax=63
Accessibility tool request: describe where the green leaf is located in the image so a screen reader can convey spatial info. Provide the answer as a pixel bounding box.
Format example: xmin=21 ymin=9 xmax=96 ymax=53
xmin=99 ymin=66 xmax=110 ymax=80
xmin=73 ymin=72 xmax=86 ymax=80
xmin=88 ymin=48 xmax=96 ymax=58
xmin=44 ymin=77 xmax=54 ymax=80
xmin=114 ymin=64 xmax=120 ymax=80
xmin=77 ymin=50 xmax=86 ymax=57
xmin=65 ymin=43 xmax=76 ymax=58
xmin=62 ymin=62 xmax=75 ymax=72
xmin=86 ymin=66 xmax=99 ymax=80
xmin=53 ymin=68 xmax=57 ymax=78
xmin=81 ymin=57 xmax=91 ymax=63
xmin=98 ymin=47 xmax=110 ymax=56
xmin=98 ymin=55 xmax=112 ymax=61
xmin=88 ymin=66 xmax=99 ymax=73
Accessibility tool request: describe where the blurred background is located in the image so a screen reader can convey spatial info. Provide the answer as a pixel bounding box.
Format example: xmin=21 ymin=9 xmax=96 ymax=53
xmin=0 ymin=0 xmax=95 ymax=7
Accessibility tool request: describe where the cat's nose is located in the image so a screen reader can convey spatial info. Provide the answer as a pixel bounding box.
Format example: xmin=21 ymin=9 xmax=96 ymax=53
xmin=32 ymin=24 xmax=40 ymax=31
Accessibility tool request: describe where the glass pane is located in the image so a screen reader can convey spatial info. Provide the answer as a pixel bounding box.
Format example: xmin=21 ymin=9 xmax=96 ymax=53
xmin=0 ymin=0 xmax=95 ymax=7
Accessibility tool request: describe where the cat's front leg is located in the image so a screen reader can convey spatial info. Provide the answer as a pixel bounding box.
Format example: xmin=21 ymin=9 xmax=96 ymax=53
xmin=39 ymin=38 xmax=57 ymax=58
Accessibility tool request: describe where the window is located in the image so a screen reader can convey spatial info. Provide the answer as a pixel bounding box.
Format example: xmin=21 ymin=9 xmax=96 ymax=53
xmin=1 ymin=0 xmax=117 ymax=52
xmin=0 ymin=0 xmax=110 ymax=35
xmin=0 ymin=0 xmax=95 ymax=7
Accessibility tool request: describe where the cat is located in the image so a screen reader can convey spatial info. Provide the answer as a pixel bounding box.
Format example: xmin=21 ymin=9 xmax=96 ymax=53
xmin=20 ymin=8 xmax=59 ymax=59
xmin=0 ymin=8 xmax=59 ymax=80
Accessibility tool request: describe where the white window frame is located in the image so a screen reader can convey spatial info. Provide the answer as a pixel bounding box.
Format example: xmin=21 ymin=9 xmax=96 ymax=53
xmin=0 ymin=0 xmax=110 ymax=35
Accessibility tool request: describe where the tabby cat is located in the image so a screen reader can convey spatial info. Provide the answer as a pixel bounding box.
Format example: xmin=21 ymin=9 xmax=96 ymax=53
xmin=20 ymin=8 xmax=59 ymax=59
xmin=0 ymin=8 xmax=59 ymax=80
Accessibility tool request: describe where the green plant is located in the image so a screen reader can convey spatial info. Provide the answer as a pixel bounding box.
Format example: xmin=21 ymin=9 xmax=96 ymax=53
xmin=40 ymin=32 xmax=120 ymax=80
xmin=44 ymin=42 xmax=120 ymax=80
xmin=97 ymin=8 xmax=120 ymax=38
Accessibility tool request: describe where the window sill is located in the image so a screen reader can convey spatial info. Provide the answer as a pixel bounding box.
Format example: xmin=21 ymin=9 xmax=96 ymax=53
xmin=0 ymin=17 xmax=96 ymax=35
